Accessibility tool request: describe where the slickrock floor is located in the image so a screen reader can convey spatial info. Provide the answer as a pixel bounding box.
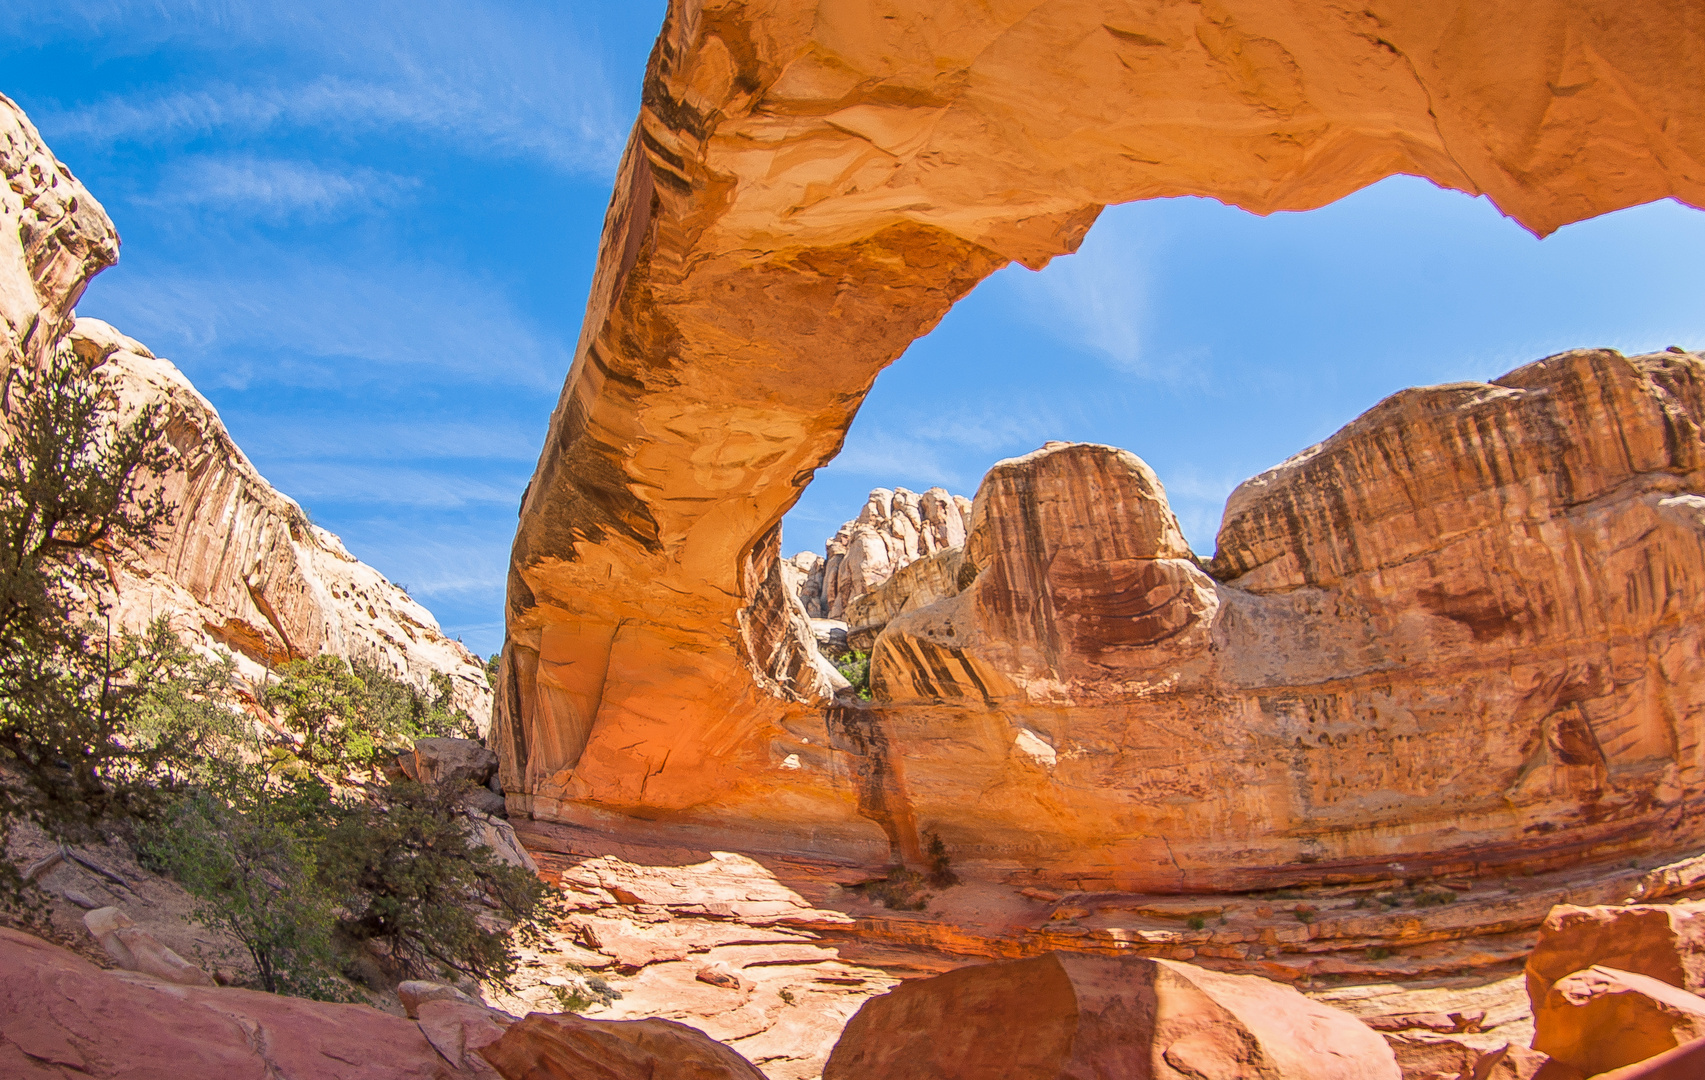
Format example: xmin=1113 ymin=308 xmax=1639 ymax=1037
xmin=506 ymin=818 xmax=1705 ymax=1079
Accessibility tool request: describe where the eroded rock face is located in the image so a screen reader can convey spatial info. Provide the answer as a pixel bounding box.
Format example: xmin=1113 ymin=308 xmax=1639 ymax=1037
xmin=0 ymin=927 xmax=494 ymax=1078
xmin=865 ymin=351 xmax=1705 ymax=887
xmin=499 ymin=0 xmax=1705 ymax=868
xmin=74 ymin=318 xmax=493 ymax=723
xmin=478 ymin=1013 xmax=766 ymax=1080
xmin=807 ymin=486 xmax=972 ymax=621
xmin=1529 ymin=903 xmax=1705 ymax=1076
xmin=0 ymin=93 xmax=118 ymax=384
xmin=821 ymin=952 xmax=1398 ymax=1080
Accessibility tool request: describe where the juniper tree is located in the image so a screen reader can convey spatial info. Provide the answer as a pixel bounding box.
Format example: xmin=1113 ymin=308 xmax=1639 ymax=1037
xmin=0 ymin=347 xmax=175 ymax=897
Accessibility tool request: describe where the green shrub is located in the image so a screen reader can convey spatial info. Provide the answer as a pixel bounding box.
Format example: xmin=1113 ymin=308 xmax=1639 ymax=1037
xmin=140 ymin=766 xmax=350 ymax=999
xmin=263 ymin=656 xmax=475 ymax=767
xmin=834 ymin=651 xmax=871 ymax=700
xmin=1366 ymin=945 xmax=1394 ymax=961
xmin=0 ymin=348 xmax=176 ymax=902
xmin=318 ymin=781 xmax=563 ymax=989
xmin=1186 ymin=915 xmax=1207 ymax=931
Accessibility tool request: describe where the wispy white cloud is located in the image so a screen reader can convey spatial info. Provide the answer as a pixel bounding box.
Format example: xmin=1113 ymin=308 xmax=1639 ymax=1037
xmin=269 ymin=462 xmax=525 ymax=510
xmin=83 ymin=253 xmax=570 ymax=391
xmin=231 ymin=416 xmax=540 ymax=462
xmin=20 ymin=0 xmax=630 ymax=175
xmin=138 ymin=155 xmax=418 ymax=223
xmin=1009 ymin=208 xmax=1152 ymax=375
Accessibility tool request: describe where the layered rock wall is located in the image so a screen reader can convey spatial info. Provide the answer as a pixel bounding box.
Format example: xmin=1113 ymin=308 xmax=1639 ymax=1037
xmin=501 ymin=0 xmax=1705 ymax=873
xmin=872 ymin=350 xmax=1705 ymax=887
xmin=0 ymin=93 xmax=118 ymax=383
xmin=74 ymin=319 xmax=492 ymax=719
xmin=0 ymin=93 xmax=490 ymax=723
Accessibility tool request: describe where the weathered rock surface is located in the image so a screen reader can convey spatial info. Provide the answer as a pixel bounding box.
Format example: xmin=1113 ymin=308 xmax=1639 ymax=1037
xmin=1538 ymin=966 xmax=1705 ymax=1077
xmin=82 ymin=906 xmax=212 ymax=987
xmin=822 ymin=951 xmax=1398 ymax=1079
xmin=0 ymin=92 xmax=492 ymax=725
xmin=410 ymin=737 xmax=501 ymax=787
xmin=1590 ymin=1036 xmax=1705 ymax=1080
xmin=75 ymin=318 xmax=493 ymax=722
xmin=1529 ymin=903 xmax=1705 ymax=1076
xmin=0 ymin=926 xmax=493 ymax=1078
xmin=0 ymin=93 xmax=117 ymax=384
xmin=804 ymin=486 xmax=971 ymax=621
xmin=478 ymin=1013 xmax=767 ymax=1080
xmin=497 ymin=2 xmax=1705 ymax=883
xmin=847 ymin=350 xmax=1705 ymax=886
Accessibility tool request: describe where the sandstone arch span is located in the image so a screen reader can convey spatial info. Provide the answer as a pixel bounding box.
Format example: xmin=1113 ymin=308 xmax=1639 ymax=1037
xmin=497 ymin=0 xmax=1705 ymax=885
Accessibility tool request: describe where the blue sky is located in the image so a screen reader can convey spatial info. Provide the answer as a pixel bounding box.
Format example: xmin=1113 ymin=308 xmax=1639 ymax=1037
xmin=5 ymin=3 xmax=1703 ymax=657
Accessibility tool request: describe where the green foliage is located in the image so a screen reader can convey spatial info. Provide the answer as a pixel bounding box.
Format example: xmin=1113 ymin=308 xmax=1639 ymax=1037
xmin=1293 ymin=905 xmax=1318 ymax=924
xmin=139 ymin=764 xmax=350 ymax=999
xmin=549 ymin=975 xmax=621 ymax=1013
xmin=924 ymin=832 xmax=958 ymax=889
xmin=0 ymin=348 xmax=176 ymax=901
xmin=120 ymin=618 xmax=251 ymax=785
xmin=484 ymin=653 xmax=501 ymax=689
xmin=318 ymin=780 xmax=563 ymax=989
xmin=1186 ymin=915 xmax=1207 ymax=931
xmin=264 ymin=656 xmax=474 ymax=766
xmin=1365 ymin=945 xmax=1394 ymax=961
xmin=834 ymin=650 xmax=871 ymax=700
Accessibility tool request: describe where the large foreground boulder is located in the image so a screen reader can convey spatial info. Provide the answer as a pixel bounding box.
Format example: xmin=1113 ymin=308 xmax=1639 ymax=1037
xmin=821 ymin=952 xmax=1398 ymax=1080
xmin=0 ymin=927 xmax=490 ymax=1078
xmin=477 ymin=1013 xmax=765 ymax=1080
xmin=1529 ymin=903 xmax=1705 ymax=1074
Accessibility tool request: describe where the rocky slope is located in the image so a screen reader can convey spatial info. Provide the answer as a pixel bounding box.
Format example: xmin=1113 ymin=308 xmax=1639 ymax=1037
xmin=496 ymin=0 xmax=1705 ymax=863
xmin=868 ymin=349 xmax=1705 ymax=886
xmin=0 ymin=93 xmax=489 ymax=722
xmin=788 ymin=486 xmax=972 ymax=622
xmin=74 ymin=318 xmax=491 ymax=719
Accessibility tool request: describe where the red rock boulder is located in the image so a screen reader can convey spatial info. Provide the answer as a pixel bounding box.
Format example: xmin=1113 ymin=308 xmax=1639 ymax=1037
xmin=0 ymin=926 xmax=489 ymax=1078
xmin=1529 ymin=904 xmax=1705 ymax=1075
xmin=821 ymin=952 xmax=1398 ymax=1080
xmin=477 ymin=1013 xmax=765 ymax=1080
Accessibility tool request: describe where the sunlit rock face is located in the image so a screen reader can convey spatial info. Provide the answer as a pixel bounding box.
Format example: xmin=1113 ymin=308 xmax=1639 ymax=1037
xmin=872 ymin=349 xmax=1705 ymax=887
xmin=0 ymin=93 xmax=118 ymax=383
xmin=807 ymin=486 xmax=973 ymax=621
xmin=495 ymin=0 xmax=1704 ymax=876
xmin=73 ymin=319 xmax=494 ymax=722
xmin=0 ymin=92 xmax=491 ymax=724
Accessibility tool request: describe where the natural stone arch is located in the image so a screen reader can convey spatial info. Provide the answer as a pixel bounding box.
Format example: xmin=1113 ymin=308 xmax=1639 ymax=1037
xmin=497 ymin=0 xmax=1705 ymax=878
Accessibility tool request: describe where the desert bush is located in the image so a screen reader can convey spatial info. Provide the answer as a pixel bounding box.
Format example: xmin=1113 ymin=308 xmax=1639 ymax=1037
xmin=834 ymin=650 xmax=871 ymax=700
xmin=0 ymin=349 xmax=176 ymax=902
xmin=924 ymin=832 xmax=959 ymax=888
xmin=264 ymin=656 xmax=475 ymax=766
xmin=139 ymin=764 xmax=349 ymax=999
xmin=855 ymin=865 xmax=931 ymax=911
xmin=318 ymin=780 xmax=563 ymax=989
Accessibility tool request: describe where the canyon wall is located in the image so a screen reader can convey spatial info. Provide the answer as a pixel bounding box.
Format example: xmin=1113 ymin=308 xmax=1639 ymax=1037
xmin=498 ymin=0 xmax=1705 ymax=875
xmin=874 ymin=349 xmax=1705 ymax=886
xmin=74 ymin=319 xmax=493 ymax=720
xmin=0 ymin=94 xmax=491 ymax=723
xmin=787 ymin=484 xmax=971 ymax=636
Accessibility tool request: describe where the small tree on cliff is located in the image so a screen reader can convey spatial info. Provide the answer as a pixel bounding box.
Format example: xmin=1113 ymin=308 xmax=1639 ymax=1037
xmin=0 ymin=347 xmax=176 ymax=899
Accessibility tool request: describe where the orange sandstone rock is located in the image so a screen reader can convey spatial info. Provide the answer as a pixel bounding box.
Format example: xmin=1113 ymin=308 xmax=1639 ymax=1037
xmin=1529 ymin=903 xmax=1705 ymax=1076
xmin=497 ymin=0 xmax=1705 ymax=883
xmin=821 ymin=952 xmax=1398 ymax=1080
xmin=0 ymin=926 xmax=491 ymax=1078
xmin=478 ymin=1013 xmax=766 ymax=1080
